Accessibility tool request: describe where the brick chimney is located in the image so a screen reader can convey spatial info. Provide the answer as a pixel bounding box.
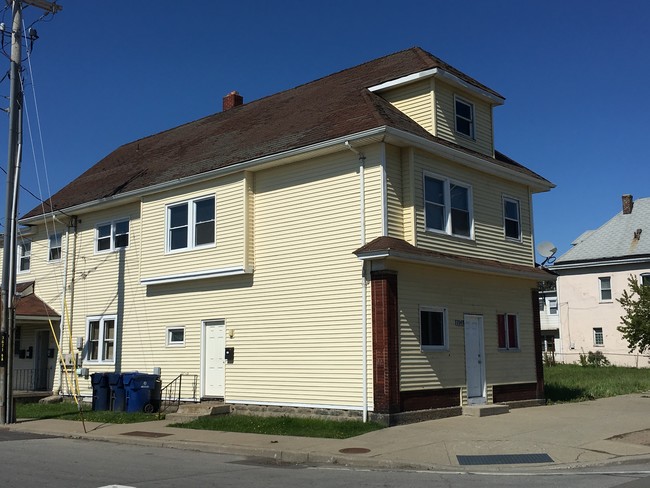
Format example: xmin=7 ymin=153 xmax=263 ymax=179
xmin=622 ymin=194 xmax=634 ymax=215
xmin=223 ymin=91 xmax=243 ymax=111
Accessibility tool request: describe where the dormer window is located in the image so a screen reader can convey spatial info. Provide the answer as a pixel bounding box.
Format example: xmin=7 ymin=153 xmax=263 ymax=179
xmin=454 ymin=96 xmax=474 ymax=139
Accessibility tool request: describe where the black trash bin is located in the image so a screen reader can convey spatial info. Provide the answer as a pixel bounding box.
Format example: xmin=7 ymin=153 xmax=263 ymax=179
xmin=91 ymin=373 xmax=110 ymax=411
xmin=123 ymin=373 xmax=162 ymax=413
xmin=108 ymin=372 xmax=126 ymax=412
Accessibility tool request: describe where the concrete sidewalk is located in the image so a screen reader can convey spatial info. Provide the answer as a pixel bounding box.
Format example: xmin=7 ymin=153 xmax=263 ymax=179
xmin=6 ymin=393 xmax=650 ymax=471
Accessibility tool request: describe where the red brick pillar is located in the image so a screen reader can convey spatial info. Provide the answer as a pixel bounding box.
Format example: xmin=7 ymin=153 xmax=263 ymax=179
xmin=371 ymin=270 xmax=400 ymax=414
xmin=531 ymin=288 xmax=545 ymax=399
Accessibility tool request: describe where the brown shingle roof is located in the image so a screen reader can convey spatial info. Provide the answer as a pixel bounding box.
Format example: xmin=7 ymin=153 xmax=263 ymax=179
xmin=24 ymin=47 xmax=549 ymax=219
xmin=11 ymin=282 xmax=60 ymax=319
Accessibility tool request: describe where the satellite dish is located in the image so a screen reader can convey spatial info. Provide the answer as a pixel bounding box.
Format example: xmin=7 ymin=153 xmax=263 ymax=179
xmin=536 ymin=241 xmax=557 ymax=258
xmin=537 ymin=241 xmax=557 ymax=267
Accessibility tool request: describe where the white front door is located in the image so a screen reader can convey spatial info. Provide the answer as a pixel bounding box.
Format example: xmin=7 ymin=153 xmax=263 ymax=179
xmin=464 ymin=314 xmax=486 ymax=404
xmin=202 ymin=320 xmax=226 ymax=398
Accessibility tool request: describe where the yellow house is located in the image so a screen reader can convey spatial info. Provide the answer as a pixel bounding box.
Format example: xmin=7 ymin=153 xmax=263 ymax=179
xmin=8 ymin=47 xmax=554 ymax=424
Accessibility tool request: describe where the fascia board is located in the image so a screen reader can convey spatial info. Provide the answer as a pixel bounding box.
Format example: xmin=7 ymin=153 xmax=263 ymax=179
xmin=19 ymin=127 xmax=388 ymax=225
xmin=357 ymin=249 xmax=549 ymax=281
xmin=551 ymin=256 xmax=650 ymax=271
xmin=369 ymin=68 xmax=505 ymax=106
xmin=384 ymin=127 xmax=554 ymax=193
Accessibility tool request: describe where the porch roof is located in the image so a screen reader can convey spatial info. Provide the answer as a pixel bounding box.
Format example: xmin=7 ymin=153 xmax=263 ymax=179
xmin=354 ymin=236 xmax=554 ymax=281
xmin=14 ymin=282 xmax=60 ymax=321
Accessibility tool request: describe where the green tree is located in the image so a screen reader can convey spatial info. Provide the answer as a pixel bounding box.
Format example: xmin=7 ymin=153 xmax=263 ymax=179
xmin=617 ymin=275 xmax=650 ymax=354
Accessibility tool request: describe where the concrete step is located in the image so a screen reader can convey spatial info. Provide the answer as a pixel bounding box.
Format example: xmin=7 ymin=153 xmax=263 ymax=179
xmin=462 ymin=404 xmax=510 ymax=417
xmin=165 ymin=401 xmax=231 ymax=423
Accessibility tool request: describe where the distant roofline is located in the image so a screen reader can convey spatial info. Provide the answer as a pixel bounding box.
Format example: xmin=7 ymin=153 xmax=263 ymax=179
xmin=551 ymin=254 xmax=650 ymax=270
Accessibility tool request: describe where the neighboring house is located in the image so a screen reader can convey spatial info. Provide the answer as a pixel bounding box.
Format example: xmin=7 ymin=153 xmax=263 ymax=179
xmin=3 ymin=47 xmax=554 ymax=423
xmin=551 ymin=195 xmax=650 ymax=367
xmin=538 ymin=289 xmax=560 ymax=355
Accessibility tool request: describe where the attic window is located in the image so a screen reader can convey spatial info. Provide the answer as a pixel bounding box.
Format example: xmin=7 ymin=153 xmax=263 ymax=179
xmin=454 ymin=96 xmax=474 ymax=139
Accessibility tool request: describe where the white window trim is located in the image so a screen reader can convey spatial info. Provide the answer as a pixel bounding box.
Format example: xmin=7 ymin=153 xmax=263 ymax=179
xmin=503 ymin=195 xmax=522 ymax=242
xmin=165 ymin=195 xmax=216 ymax=253
xmin=17 ymin=239 xmax=31 ymax=273
xmin=85 ymin=315 xmax=117 ymax=364
xmin=498 ymin=313 xmax=520 ymax=351
xmin=423 ymin=171 xmax=474 ymax=239
xmin=419 ymin=306 xmax=449 ymax=352
xmin=95 ymin=219 xmax=130 ymax=254
xmin=48 ymin=232 xmax=62 ymax=262
xmin=546 ymin=298 xmax=558 ymax=316
xmin=599 ymin=276 xmax=613 ymax=302
xmin=454 ymin=95 xmax=475 ymax=140
xmin=166 ymin=326 xmax=186 ymax=347
xmin=593 ymin=327 xmax=604 ymax=347
xmin=641 ymin=273 xmax=650 ymax=286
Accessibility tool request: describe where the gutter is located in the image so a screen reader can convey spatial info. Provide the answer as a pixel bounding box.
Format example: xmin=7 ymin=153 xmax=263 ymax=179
xmin=551 ymin=255 xmax=650 ymax=271
xmin=357 ymin=249 xmax=550 ymax=281
xmin=21 ymin=126 xmax=553 ymax=224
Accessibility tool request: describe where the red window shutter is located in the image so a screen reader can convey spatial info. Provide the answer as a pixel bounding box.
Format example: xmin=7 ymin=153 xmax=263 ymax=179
xmin=507 ymin=314 xmax=518 ymax=348
xmin=497 ymin=314 xmax=506 ymax=348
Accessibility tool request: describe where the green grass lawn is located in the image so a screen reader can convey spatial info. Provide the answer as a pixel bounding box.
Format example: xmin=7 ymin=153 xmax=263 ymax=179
xmin=16 ymin=401 xmax=384 ymax=438
xmin=18 ymin=364 xmax=650 ymax=434
xmin=544 ymin=363 xmax=650 ymax=403
xmin=16 ymin=402 xmax=160 ymax=424
xmin=170 ymin=415 xmax=385 ymax=439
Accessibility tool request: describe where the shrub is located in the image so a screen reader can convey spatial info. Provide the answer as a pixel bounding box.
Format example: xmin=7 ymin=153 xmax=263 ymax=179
xmin=579 ymin=350 xmax=610 ymax=367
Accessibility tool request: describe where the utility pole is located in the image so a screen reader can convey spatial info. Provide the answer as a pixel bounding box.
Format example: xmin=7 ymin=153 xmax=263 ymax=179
xmin=0 ymin=0 xmax=61 ymax=425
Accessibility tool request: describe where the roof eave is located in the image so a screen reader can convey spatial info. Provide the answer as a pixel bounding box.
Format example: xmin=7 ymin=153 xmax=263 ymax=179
xmin=551 ymin=254 xmax=650 ymax=271
xmin=357 ymin=249 xmax=551 ymax=281
xmin=383 ymin=127 xmax=554 ymax=193
xmin=368 ymin=67 xmax=505 ymax=106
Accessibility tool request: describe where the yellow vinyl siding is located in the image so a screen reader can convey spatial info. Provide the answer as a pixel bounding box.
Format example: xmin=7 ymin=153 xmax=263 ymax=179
xmin=139 ymin=173 xmax=246 ymax=280
xmin=382 ymin=79 xmax=434 ymax=134
xmin=226 ymin=151 xmax=370 ymax=406
xmin=60 ymin=149 xmax=375 ymax=407
xmin=361 ymin=146 xmax=385 ymax=241
xmin=397 ymin=261 xmax=537 ymax=391
xmin=385 ymin=144 xmax=405 ymax=240
xmin=413 ymin=149 xmax=534 ymax=266
xmin=435 ymin=81 xmax=494 ymax=156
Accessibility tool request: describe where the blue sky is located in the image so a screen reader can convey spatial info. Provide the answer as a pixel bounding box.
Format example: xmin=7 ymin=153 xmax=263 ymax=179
xmin=1 ymin=0 xmax=648 ymax=261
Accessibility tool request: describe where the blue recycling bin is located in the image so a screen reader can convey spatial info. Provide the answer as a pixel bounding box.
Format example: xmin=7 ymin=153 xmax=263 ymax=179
xmin=123 ymin=373 xmax=162 ymax=413
xmin=91 ymin=373 xmax=110 ymax=411
xmin=108 ymin=372 xmax=126 ymax=412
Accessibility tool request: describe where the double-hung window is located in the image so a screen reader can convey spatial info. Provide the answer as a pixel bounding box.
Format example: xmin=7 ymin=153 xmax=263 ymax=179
xmin=96 ymin=219 xmax=130 ymax=252
xmin=547 ymin=298 xmax=558 ymax=315
xmin=454 ymin=96 xmax=475 ymax=139
xmin=420 ymin=306 xmax=448 ymax=351
xmin=49 ymin=233 xmax=62 ymax=261
xmin=599 ymin=277 xmax=612 ymax=301
xmin=18 ymin=239 xmax=31 ymax=272
xmin=167 ymin=196 xmax=215 ymax=252
xmin=424 ymin=174 xmax=472 ymax=238
xmin=497 ymin=313 xmax=519 ymax=350
xmin=86 ymin=315 xmax=116 ymax=363
xmin=503 ymin=197 xmax=521 ymax=240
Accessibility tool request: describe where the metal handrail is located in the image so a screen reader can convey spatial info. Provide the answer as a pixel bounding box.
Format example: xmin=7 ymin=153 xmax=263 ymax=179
xmin=158 ymin=373 xmax=198 ymax=419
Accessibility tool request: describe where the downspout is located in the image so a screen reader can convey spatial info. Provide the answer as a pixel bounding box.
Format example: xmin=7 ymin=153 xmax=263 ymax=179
xmin=58 ymin=222 xmax=70 ymax=395
xmin=345 ymin=141 xmax=368 ymax=422
xmin=57 ymin=216 xmax=78 ymax=395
